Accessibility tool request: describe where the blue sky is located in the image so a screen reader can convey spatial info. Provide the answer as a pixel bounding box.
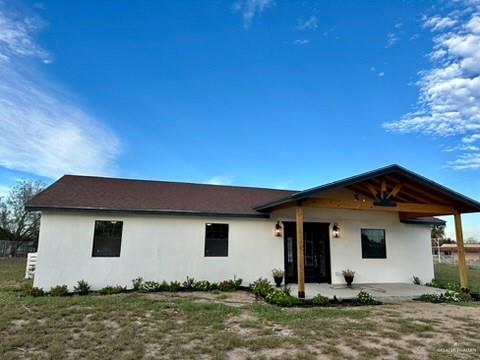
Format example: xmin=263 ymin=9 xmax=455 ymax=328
xmin=0 ymin=0 xmax=479 ymax=239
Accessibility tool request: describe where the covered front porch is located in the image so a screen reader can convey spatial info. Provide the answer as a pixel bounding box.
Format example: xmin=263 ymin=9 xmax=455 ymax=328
xmin=255 ymin=165 xmax=480 ymax=298
xmin=287 ymin=282 xmax=445 ymax=301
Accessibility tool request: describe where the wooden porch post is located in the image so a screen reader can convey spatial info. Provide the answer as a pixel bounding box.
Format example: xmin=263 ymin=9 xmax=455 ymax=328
xmin=454 ymin=212 xmax=469 ymax=290
xmin=296 ymin=205 xmax=305 ymax=298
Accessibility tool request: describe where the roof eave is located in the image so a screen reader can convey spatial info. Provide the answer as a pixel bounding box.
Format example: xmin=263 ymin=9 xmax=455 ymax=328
xmin=25 ymin=205 xmax=270 ymax=219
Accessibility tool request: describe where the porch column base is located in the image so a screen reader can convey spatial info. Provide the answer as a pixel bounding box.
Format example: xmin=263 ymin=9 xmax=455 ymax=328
xmin=298 ymin=291 xmax=305 ymax=299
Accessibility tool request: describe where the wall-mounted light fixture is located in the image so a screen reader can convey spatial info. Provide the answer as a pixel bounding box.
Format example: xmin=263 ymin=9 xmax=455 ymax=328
xmin=274 ymin=221 xmax=283 ymax=237
xmin=332 ymin=223 xmax=340 ymax=238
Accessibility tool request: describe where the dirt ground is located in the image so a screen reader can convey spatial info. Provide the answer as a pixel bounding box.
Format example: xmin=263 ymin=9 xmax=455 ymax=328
xmin=2 ymin=290 xmax=480 ymax=359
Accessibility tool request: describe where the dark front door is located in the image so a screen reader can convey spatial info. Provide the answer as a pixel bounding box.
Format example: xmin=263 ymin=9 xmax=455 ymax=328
xmin=283 ymin=222 xmax=331 ymax=283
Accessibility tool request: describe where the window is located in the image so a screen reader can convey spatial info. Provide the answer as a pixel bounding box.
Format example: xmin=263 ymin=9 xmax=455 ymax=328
xmin=361 ymin=229 xmax=386 ymax=259
xmin=92 ymin=220 xmax=123 ymax=257
xmin=204 ymin=223 xmax=228 ymax=257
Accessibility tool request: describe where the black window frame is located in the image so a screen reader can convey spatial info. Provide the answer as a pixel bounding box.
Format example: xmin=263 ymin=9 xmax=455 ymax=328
xmin=92 ymin=220 xmax=123 ymax=258
xmin=361 ymin=229 xmax=387 ymax=259
xmin=204 ymin=223 xmax=229 ymax=257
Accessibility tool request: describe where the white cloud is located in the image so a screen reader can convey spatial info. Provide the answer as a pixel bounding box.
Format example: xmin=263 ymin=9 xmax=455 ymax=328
xmin=0 ymin=5 xmax=120 ymax=179
xmin=386 ymin=33 xmax=399 ymax=47
xmin=292 ymin=39 xmax=310 ymax=45
xmin=384 ymin=8 xmax=480 ymax=170
xmin=297 ymin=16 xmax=318 ymax=31
xmin=233 ymin=0 xmax=274 ymax=28
xmin=206 ymin=176 xmax=234 ymax=185
xmin=370 ymin=66 xmax=385 ymax=77
xmin=423 ymin=15 xmax=457 ymax=31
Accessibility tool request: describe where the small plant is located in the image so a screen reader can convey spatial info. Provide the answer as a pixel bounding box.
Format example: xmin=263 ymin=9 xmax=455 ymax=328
xmin=418 ymin=290 xmax=470 ymax=303
xmin=50 ymin=285 xmax=69 ymax=297
xmin=251 ymin=278 xmax=274 ymax=298
xmin=218 ymin=276 xmax=243 ymax=292
xmin=218 ymin=280 xmax=236 ymax=291
xmin=356 ymin=290 xmax=375 ymax=305
xmin=100 ymin=285 xmax=126 ymax=295
xmin=413 ymin=276 xmax=421 ymax=285
xmin=183 ymin=276 xmax=195 ymax=290
xmin=74 ymin=280 xmax=91 ymax=295
xmin=132 ymin=277 xmax=144 ymax=291
xmin=193 ymin=280 xmax=211 ymax=291
xmin=265 ymin=289 xmax=300 ymax=307
xmin=342 ymin=269 xmax=355 ymax=277
xmin=342 ymin=269 xmax=355 ymax=287
xmin=312 ymin=294 xmax=329 ymax=306
xmin=209 ymin=282 xmax=219 ymax=291
xmin=272 ymin=268 xmax=284 ymax=287
xmin=169 ymin=281 xmax=181 ymax=292
xmin=22 ymin=283 xmax=45 ymax=297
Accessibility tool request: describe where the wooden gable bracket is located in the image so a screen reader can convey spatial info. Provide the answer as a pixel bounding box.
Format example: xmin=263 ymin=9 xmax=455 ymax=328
xmin=387 ymin=183 xmax=403 ymax=199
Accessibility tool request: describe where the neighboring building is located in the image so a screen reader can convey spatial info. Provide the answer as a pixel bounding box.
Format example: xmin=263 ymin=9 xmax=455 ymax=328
xmin=26 ymin=164 xmax=480 ymax=296
xmin=439 ymin=244 xmax=480 ymax=264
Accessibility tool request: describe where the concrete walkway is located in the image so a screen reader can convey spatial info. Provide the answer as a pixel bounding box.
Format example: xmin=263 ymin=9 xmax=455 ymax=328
xmin=287 ymin=283 xmax=445 ymax=301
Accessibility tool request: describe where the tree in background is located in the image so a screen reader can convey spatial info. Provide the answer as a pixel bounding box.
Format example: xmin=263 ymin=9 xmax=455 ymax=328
xmin=466 ymin=237 xmax=479 ymax=244
xmin=0 ymin=180 xmax=45 ymax=257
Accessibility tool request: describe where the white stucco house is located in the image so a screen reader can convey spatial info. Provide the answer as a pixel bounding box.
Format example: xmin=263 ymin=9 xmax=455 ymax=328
xmin=26 ymin=165 xmax=480 ymax=297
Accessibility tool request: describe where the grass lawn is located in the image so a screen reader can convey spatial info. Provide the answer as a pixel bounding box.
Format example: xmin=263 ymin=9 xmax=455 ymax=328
xmin=434 ymin=263 xmax=480 ymax=293
xmin=1 ymin=258 xmax=480 ymax=359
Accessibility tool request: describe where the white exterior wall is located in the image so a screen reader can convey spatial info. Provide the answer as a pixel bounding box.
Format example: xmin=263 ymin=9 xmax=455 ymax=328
xmin=272 ymin=207 xmax=434 ymax=285
xmin=34 ymin=212 xmax=284 ymax=290
xmin=34 ymin=206 xmax=434 ymax=290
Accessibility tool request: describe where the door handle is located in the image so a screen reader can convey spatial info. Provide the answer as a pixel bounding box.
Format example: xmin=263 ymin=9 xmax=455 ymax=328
xmin=314 ymin=255 xmax=318 ymax=267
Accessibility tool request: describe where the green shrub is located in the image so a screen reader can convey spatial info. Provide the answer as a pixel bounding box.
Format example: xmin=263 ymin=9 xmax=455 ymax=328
xmin=418 ymin=293 xmax=442 ymax=303
xmin=265 ymin=289 xmax=300 ymax=307
xmin=183 ymin=276 xmax=195 ymax=290
xmin=312 ymin=294 xmax=329 ymax=306
xmin=418 ymin=290 xmax=466 ymax=303
xmin=50 ymin=285 xmax=69 ymax=297
xmin=100 ymin=285 xmax=126 ymax=295
xmin=74 ymin=280 xmax=91 ymax=295
xmin=250 ymin=278 xmax=274 ymax=297
xmin=209 ymin=282 xmax=219 ymax=291
xmin=169 ymin=281 xmax=181 ymax=292
xmin=356 ymin=290 xmax=375 ymax=305
xmin=22 ymin=284 xmax=45 ymax=297
xmin=218 ymin=276 xmax=242 ymax=292
xmin=193 ymin=280 xmax=211 ymax=291
xmin=132 ymin=277 xmax=144 ymax=291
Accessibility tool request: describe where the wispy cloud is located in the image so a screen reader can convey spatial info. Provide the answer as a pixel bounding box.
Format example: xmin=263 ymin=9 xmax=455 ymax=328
xmin=297 ymin=16 xmax=318 ymax=31
xmin=384 ymin=4 xmax=480 ymax=170
xmin=233 ymin=0 xmax=274 ymax=28
xmin=206 ymin=176 xmax=234 ymax=186
xmin=370 ymin=66 xmax=385 ymax=77
xmin=292 ymin=39 xmax=310 ymax=45
xmin=0 ymin=5 xmax=120 ymax=179
xmin=386 ymin=33 xmax=399 ymax=47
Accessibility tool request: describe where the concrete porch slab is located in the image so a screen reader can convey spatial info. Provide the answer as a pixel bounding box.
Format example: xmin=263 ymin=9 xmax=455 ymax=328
xmin=287 ymin=283 xmax=445 ymax=301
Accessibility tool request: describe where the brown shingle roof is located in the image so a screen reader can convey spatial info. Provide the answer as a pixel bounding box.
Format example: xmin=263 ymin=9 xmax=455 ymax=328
xmin=26 ymin=175 xmax=297 ymax=217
